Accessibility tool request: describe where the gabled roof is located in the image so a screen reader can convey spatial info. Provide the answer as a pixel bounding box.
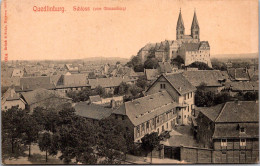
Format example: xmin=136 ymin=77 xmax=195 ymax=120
xmin=215 ymin=101 xmax=259 ymax=123
xmin=74 ymin=103 xmax=112 ymax=120
xmin=227 ymin=68 xmax=250 ymax=81
xmin=164 ymin=73 xmax=197 ymax=95
xmin=88 ymin=77 xmax=134 ymax=89
xmin=182 ymin=70 xmax=225 ymax=87
xmin=56 ymin=74 xmax=89 ymax=88
xmin=113 ymin=91 xmax=178 ymax=126
xmin=213 ymin=123 xmax=258 ymax=139
xmin=225 ymin=82 xmax=259 ymax=91
xmin=198 ymin=104 xmax=225 ymax=121
xmin=21 ymin=88 xmax=70 ymax=105
xmin=181 ymin=43 xmax=200 ymax=51
xmin=17 ymin=76 xmax=55 ymax=92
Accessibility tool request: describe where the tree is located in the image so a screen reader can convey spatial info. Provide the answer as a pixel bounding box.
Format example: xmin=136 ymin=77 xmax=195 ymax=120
xmin=56 ymin=116 xmax=98 ymax=164
xmin=22 ymin=114 xmax=42 ymax=157
xmin=144 ymin=58 xmax=159 ymax=69
xmin=187 ymin=61 xmax=212 ymax=70
xmin=88 ymin=72 xmax=96 ymax=79
xmin=2 ymin=106 xmax=27 ymax=154
xmin=136 ymin=76 xmax=148 ymax=90
xmin=244 ymin=92 xmax=258 ymax=101
xmin=97 ymin=119 xmax=130 ymax=164
xmin=141 ymin=132 xmax=160 ymax=163
xmin=38 ymin=131 xmax=57 ymax=162
xmin=171 ymin=55 xmax=184 ymax=68
xmin=129 ymin=85 xmax=143 ymax=97
xmin=117 ymin=82 xmax=129 ymax=95
xmin=94 ymin=85 xmax=105 ymax=97
xmin=32 ymin=107 xmax=59 ymax=133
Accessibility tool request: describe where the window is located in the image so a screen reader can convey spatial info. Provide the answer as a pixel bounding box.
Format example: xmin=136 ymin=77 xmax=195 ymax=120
xmin=137 ymin=126 xmax=140 ymax=134
xmin=167 ymin=123 xmax=168 ymax=129
xmin=157 ymin=128 xmax=160 ymax=133
xmin=240 ymin=127 xmax=245 ymax=133
xmin=160 ymin=83 xmax=166 ymax=89
xmin=142 ymin=124 xmax=145 ymax=131
xmin=221 ymin=139 xmax=227 ymax=147
xmin=195 ymin=31 xmax=198 ymax=35
xmin=188 ymin=106 xmax=189 ymax=112
xmin=240 ymin=139 xmax=246 ymax=146
xmin=146 ymin=122 xmax=149 ymax=129
xmin=178 ymin=115 xmax=181 ymax=119
xmin=157 ymin=117 xmax=159 ymax=123
xmin=191 ymin=92 xmax=192 ymax=98
xmin=5 ymin=106 xmax=7 ymax=109
xmin=184 ymin=115 xmax=186 ymax=118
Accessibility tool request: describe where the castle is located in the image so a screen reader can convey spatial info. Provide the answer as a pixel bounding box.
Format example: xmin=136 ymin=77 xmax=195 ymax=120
xmin=138 ymin=10 xmax=212 ymax=68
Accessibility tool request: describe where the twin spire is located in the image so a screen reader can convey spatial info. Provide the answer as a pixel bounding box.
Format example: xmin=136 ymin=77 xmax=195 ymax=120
xmin=176 ymin=8 xmax=199 ymax=30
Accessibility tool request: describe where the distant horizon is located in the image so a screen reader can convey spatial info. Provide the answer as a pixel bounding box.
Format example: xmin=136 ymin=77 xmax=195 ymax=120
xmin=1 ymin=52 xmax=259 ymax=62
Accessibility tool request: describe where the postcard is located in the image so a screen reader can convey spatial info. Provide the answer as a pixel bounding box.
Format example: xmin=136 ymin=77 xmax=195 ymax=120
xmin=1 ymin=0 xmax=259 ymax=164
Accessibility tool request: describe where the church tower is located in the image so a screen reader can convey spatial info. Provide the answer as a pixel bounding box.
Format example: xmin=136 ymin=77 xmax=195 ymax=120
xmin=191 ymin=10 xmax=200 ymax=42
xmin=176 ymin=9 xmax=185 ymax=40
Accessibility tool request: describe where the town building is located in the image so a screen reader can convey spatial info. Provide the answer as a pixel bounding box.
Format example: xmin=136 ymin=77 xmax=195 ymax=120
xmin=146 ymin=73 xmax=197 ymax=125
xmin=74 ymin=102 xmax=113 ymax=124
xmin=137 ymin=10 xmax=212 ymax=67
xmin=181 ymin=70 xmax=226 ymax=93
xmin=196 ymin=101 xmax=259 ymax=163
xmin=88 ymin=76 xmax=137 ymax=94
xmin=110 ymin=91 xmax=179 ymax=142
xmin=1 ymin=87 xmax=26 ymax=111
xmin=20 ymin=88 xmax=72 ymax=112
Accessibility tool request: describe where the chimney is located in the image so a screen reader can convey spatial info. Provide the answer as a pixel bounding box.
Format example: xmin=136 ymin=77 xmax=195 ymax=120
xmin=110 ymin=99 xmax=116 ymax=109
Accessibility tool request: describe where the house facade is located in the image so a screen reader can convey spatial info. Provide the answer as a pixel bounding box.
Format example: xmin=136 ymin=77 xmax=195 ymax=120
xmin=146 ymin=73 xmax=196 ymax=125
xmin=110 ymin=91 xmax=179 ymax=142
xmin=196 ymin=101 xmax=259 ymax=163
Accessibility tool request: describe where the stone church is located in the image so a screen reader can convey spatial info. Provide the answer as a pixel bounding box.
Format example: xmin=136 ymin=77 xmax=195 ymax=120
xmin=138 ymin=10 xmax=212 ymax=68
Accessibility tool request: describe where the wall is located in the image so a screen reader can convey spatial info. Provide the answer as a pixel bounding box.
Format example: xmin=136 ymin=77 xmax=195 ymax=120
xmin=180 ymin=146 xmax=213 ymax=163
xmin=2 ymin=99 xmax=25 ymax=111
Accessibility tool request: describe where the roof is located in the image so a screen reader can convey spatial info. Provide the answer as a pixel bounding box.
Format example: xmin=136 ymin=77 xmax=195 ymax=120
xmin=164 ymin=73 xmax=197 ymax=95
xmin=225 ymin=82 xmax=259 ymax=91
xmin=176 ymin=10 xmax=184 ymax=29
xmin=198 ymin=104 xmax=225 ymax=121
xmin=182 ymin=43 xmax=200 ymax=51
xmin=21 ymin=88 xmax=69 ymax=105
xmin=74 ymin=103 xmax=112 ymax=120
xmin=17 ymin=76 xmax=55 ymax=92
xmin=56 ymin=74 xmax=89 ymax=88
xmin=1 ymin=87 xmax=21 ymax=105
xmin=182 ymin=70 xmax=225 ymax=87
xmin=88 ymin=77 xmax=134 ymax=89
xmin=1 ymin=77 xmax=20 ymax=87
xmin=158 ymin=62 xmax=172 ymax=73
xmin=191 ymin=11 xmax=199 ymax=29
xmin=213 ymin=123 xmax=258 ymax=139
xmin=89 ymin=95 xmax=102 ymax=103
xmin=113 ymin=91 xmax=178 ymax=126
xmin=227 ymin=68 xmax=250 ymax=81
xmin=145 ymin=69 xmax=159 ymax=81
xmin=215 ymin=101 xmax=259 ymax=123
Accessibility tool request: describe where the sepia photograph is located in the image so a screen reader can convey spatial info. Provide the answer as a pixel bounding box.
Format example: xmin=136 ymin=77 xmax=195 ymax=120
xmin=1 ymin=0 xmax=259 ymax=164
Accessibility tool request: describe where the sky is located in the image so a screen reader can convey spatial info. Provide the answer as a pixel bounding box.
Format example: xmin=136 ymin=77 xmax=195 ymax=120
xmin=1 ymin=0 xmax=259 ymax=61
